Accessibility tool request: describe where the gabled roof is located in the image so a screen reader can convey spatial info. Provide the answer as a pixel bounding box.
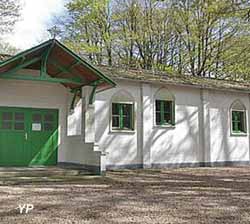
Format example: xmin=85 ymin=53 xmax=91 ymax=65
xmin=2 ymin=42 xmax=250 ymax=93
xmin=99 ymin=66 xmax=250 ymax=93
xmin=0 ymin=39 xmax=116 ymax=92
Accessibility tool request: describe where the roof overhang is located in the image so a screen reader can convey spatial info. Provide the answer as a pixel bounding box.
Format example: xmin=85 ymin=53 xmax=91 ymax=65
xmin=0 ymin=39 xmax=116 ymax=92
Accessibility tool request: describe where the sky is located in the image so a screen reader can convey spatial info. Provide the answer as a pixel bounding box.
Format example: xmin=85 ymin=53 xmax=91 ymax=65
xmin=5 ymin=0 xmax=67 ymax=50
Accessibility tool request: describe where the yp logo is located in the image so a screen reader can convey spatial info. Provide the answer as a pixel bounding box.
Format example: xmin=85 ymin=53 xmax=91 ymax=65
xmin=17 ymin=204 xmax=34 ymax=214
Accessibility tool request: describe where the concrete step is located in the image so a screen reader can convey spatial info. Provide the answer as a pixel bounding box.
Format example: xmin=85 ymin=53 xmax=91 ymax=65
xmin=0 ymin=174 xmax=99 ymax=186
xmin=0 ymin=167 xmax=92 ymax=178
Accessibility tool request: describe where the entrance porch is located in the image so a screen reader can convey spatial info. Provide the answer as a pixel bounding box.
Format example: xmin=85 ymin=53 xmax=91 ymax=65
xmin=0 ymin=39 xmax=116 ymax=174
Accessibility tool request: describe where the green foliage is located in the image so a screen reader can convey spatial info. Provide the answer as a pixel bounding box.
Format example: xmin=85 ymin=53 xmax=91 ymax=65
xmin=0 ymin=0 xmax=21 ymax=34
xmin=0 ymin=0 xmax=21 ymax=55
xmin=51 ymin=0 xmax=250 ymax=81
xmin=0 ymin=40 xmax=19 ymax=55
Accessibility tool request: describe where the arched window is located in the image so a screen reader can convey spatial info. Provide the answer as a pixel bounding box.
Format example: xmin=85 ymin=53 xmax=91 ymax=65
xmin=111 ymin=90 xmax=134 ymax=131
xmin=230 ymin=100 xmax=247 ymax=134
xmin=154 ymin=88 xmax=175 ymax=126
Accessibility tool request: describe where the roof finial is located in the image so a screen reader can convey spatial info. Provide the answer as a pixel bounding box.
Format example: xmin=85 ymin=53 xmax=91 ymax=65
xmin=47 ymin=25 xmax=61 ymax=39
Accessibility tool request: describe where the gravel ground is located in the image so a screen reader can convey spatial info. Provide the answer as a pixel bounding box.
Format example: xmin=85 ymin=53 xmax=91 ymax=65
xmin=0 ymin=167 xmax=250 ymax=224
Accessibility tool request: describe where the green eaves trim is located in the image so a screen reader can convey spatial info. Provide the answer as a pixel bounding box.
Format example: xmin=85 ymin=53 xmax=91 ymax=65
xmin=0 ymin=73 xmax=83 ymax=85
xmin=55 ymin=40 xmax=116 ymax=87
xmin=6 ymin=57 xmax=41 ymax=74
xmin=0 ymin=38 xmax=116 ymax=88
xmin=0 ymin=39 xmax=53 ymax=68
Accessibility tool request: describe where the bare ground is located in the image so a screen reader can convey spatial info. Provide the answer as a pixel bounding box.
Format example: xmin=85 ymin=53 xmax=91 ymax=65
xmin=0 ymin=167 xmax=250 ymax=223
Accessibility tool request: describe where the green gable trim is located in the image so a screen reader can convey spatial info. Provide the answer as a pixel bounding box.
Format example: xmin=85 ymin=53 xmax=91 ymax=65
xmin=0 ymin=73 xmax=83 ymax=85
xmin=0 ymin=39 xmax=116 ymax=89
xmin=6 ymin=57 xmax=41 ymax=75
xmin=55 ymin=40 xmax=116 ymax=87
xmin=0 ymin=40 xmax=52 ymax=68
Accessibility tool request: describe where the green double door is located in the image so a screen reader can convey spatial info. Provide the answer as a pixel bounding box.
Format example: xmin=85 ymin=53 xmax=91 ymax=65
xmin=0 ymin=107 xmax=58 ymax=166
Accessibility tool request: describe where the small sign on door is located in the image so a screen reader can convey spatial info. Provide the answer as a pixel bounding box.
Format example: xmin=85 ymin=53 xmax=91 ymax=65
xmin=32 ymin=123 xmax=41 ymax=131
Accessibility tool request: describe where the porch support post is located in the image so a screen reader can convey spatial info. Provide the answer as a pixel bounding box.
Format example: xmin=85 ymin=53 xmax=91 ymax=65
xmin=82 ymin=85 xmax=105 ymax=174
xmin=82 ymin=85 xmax=96 ymax=143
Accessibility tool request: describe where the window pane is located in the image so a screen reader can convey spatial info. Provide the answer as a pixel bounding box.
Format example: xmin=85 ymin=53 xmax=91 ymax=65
xmin=122 ymin=104 xmax=133 ymax=129
xmin=232 ymin=111 xmax=245 ymax=133
xmin=232 ymin=111 xmax=239 ymax=122
xmin=32 ymin=114 xmax=42 ymax=122
xmin=155 ymin=100 xmax=161 ymax=111
xmin=156 ymin=112 xmax=161 ymax=125
xmin=232 ymin=121 xmax=238 ymax=132
xmin=164 ymin=101 xmax=172 ymax=113
xmin=239 ymin=112 xmax=245 ymax=132
xmin=155 ymin=100 xmax=174 ymax=125
xmin=44 ymin=123 xmax=53 ymax=131
xmin=44 ymin=114 xmax=54 ymax=122
xmin=123 ymin=116 xmax=131 ymax=129
xmin=112 ymin=103 xmax=119 ymax=115
xmin=164 ymin=113 xmax=171 ymax=124
xmin=112 ymin=116 xmax=119 ymax=128
xmin=15 ymin=112 xmax=24 ymax=121
xmin=232 ymin=112 xmax=238 ymax=132
xmin=122 ymin=104 xmax=132 ymax=116
xmin=112 ymin=103 xmax=133 ymax=130
xmin=14 ymin=122 xmax=24 ymax=130
xmin=2 ymin=121 xmax=12 ymax=129
xmin=3 ymin=112 xmax=12 ymax=121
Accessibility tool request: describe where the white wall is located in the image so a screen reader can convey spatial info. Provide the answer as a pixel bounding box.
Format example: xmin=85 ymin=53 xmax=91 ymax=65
xmin=95 ymin=79 xmax=250 ymax=168
xmin=0 ymin=78 xmax=101 ymax=169
xmin=62 ymin=136 xmax=100 ymax=166
xmin=67 ymin=99 xmax=82 ymax=136
xmin=208 ymin=90 xmax=249 ymax=162
xmin=4 ymin=69 xmax=249 ymax=169
xmin=149 ymin=85 xmax=201 ymax=166
xmin=95 ymin=81 xmax=142 ymax=167
xmin=0 ymin=78 xmax=68 ymax=162
xmin=60 ymin=87 xmax=101 ymax=169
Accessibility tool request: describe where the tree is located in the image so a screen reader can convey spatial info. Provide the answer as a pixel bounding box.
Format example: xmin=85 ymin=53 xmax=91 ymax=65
xmin=0 ymin=41 xmax=19 ymax=55
xmin=0 ymin=0 xmax=21 ymax=55
xmin=170 ymin=0 xmax=249 ymax=77
xmin=111 ymin=0 xmax=175 ymax=70
xmin=54 ymin=0 xmax=113 ymax=65
xmin=52 ymin=0 xmax=250 ymax=80
xmin=0 ymin=0 xmax=21 ymax=34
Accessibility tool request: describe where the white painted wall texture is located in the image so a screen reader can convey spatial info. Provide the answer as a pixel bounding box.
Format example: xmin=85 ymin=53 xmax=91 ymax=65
xmin=0 ymin=78 xmax=68 ymax=161
xmin=95 ymin=79 xmax=250 ymax=169
xmin=0 ymin=77 xmax=101 ymax=170
xmin=1 ymin=74 xmax=249 ymax=171
xmin=95 ymin=81 xmax=142 ymax=168
xmin=208 ymin=90 xmax=249 ymax=163
xmin=150 ymin=85 xmax=201 ymax=166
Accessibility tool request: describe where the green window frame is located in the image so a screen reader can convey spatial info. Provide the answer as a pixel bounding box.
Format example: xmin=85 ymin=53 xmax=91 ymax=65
xmin=155 ymin=100 xmax=175 ymax=126
xmin=231 ymin=110 xmax=246 ymax=134
xmin=112 ymin=103 xmax=134 ymax=130
xmin=1 ymin=111 xmax=25 ymax=131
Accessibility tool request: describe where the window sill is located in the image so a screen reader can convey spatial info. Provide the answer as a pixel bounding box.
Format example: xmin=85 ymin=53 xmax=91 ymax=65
xmin=231 ymin=132 xmax=247 ymax=137
xmin=153 ymin=124 xmax=175 ymax=129
xmin=109 ymin=129 xmax=135 ymax=134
